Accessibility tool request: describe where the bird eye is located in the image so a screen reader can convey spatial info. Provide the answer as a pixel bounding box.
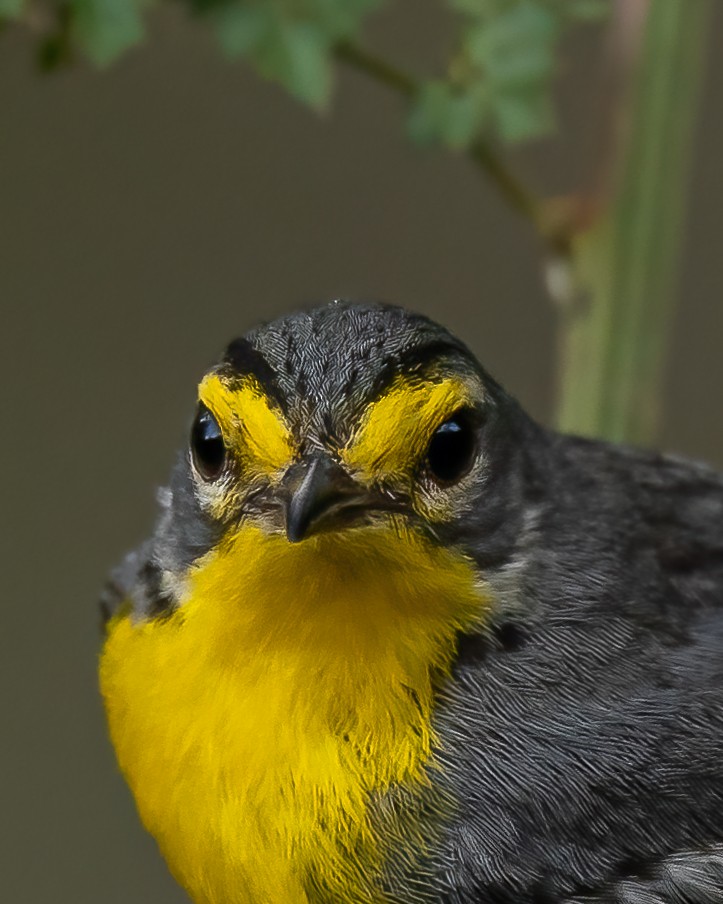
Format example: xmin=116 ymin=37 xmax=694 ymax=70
xmin=426 ymin=412 xmax=476 ymax=484
xmin=191 ymin=405 xmax=227 ymax=481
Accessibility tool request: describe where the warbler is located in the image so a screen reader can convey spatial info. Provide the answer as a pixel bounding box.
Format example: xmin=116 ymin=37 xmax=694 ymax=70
xmin=100 ymin=301 xmax=723 ymax=904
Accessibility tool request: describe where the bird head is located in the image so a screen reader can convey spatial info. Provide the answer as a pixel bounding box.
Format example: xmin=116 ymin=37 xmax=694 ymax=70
xmin=123 ymin=302 xmax=539 ymax=619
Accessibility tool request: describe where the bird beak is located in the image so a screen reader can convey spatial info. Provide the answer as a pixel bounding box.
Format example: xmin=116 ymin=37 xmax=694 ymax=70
xmin=283 ymin=454 xmax=373 ymax=543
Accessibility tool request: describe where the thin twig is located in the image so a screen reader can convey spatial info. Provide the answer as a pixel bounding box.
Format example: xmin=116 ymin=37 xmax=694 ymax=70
xmin=467 ymin=141 xmax=544 ymax=229
xmin=335 ymin=40 xmax=417 ymax=98
xmin=335 ymin=40 xmax=546 ymax=233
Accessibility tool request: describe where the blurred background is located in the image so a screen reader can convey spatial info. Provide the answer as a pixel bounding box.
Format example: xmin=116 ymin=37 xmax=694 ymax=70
xmin=1 ymin=1 xmax=722 ymax=901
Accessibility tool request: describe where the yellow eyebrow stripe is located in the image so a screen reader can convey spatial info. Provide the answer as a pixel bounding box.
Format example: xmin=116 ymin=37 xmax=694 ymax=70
xmin=341 ymin=377 xmax=471 ymax=479
xmin=199 ymin=374 xmax=295 ymax=474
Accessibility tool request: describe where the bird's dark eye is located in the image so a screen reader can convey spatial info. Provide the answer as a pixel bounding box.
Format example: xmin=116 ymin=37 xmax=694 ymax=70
xmin=191 ymin=405 xmax=227 ymax=481
xmin=426 ymin=412 xmax=476 ymax=484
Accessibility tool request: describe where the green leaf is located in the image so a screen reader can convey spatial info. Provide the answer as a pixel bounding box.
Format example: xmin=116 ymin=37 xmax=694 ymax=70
xmin=443 ymin=85 xmax=490 ymax=148
xmin=445 ymin=0 xmax=479 ymax=13
xmin=455 ymin=2 xmax=561 ymax=144
xmin=473 ymin=4 xmax=557 ymax=72
xmin=408 ymin=81 xmax=490 ymax=150
xmin=0 ymin=0 xmax=24 ymax=18
xmin=280 ymin=22 xmax=332 ymax=109
xmin=190 ymin=0 xmax=382 ymax=108
xmin=407 ymin=82 xmax=453 ymax=147
xmin=211 ymin=4 xmax=270 ymax=59
xmin=568 ymin=0 xmax=610 ymax=22
xmin=465 ymin=17 xmax=556 ymax=90
xmin=489 ymin=42 xmax=554 ymax=91
xmin=311 ymin=0 xmax=384 ymax=41
xmin=493 ymin=86 xmax=555 ymax=143
xmin=251 ymin=18 xmax=332 ymax=109
xmin=70 ymin=0 xmax=147 ymax=66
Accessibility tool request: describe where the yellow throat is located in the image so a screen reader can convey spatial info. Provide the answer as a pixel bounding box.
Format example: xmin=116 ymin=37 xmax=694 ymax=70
xmin=100 ymin=522 xmax=486 ymax=904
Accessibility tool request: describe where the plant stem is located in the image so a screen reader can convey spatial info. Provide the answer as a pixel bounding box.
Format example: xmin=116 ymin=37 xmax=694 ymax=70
xmin=555 ymin=0 xmax=713 ymax=444
xmin=335 ymin=40 xmax=416 ymax=98
xmin=468 ymin=140 xmax=544 ymax=229
xmin=335 ymin=40 xmax=545 ymax=230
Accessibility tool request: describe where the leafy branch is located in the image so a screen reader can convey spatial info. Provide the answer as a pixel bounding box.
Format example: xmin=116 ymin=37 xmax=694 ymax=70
xmin=334 ymin=39 xmax=545 ymax=229
xmin=1 ymin=0 xmax=713 ymax=444
xmin=2 ymin=1 xmax=596 ymax=244
xmin=2 ymin=1 xmax=607 ymax=173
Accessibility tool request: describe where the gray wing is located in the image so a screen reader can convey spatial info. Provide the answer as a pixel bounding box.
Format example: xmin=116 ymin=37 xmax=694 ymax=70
xmin=570 ymin=846 xmax=723 ymax=903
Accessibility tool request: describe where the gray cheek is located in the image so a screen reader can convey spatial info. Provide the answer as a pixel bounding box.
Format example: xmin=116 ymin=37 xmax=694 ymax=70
xmin=153 ymin=457 xmax=224 ymax=574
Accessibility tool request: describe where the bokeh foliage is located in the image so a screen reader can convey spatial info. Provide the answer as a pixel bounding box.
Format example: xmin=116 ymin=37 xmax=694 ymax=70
xmin=2 ymin=0 xmax=713 ymax=445
xmin=2 ymin=0 xmax=608 ymax=145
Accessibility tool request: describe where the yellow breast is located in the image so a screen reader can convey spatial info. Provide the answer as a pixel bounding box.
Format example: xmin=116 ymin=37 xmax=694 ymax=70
xmin=99 ymin=523 xmax=486 ymax=904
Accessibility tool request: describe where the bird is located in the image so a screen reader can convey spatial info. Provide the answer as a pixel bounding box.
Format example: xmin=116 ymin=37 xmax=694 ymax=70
xmin=99 ymin=301 xmax=723 ymax=904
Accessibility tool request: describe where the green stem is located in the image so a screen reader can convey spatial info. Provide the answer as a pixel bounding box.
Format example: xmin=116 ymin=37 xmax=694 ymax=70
xmin=335 ymin=40 xmax=416 ymax=98
xmin=556 ymin=0 xmax=713 ymax=444
xmin=335 ymin=40 xmax=544 ymax=230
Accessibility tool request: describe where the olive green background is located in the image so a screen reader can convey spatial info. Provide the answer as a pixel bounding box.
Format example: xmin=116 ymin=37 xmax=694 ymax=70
xmin=2 ymin=4 xmax=722 ymax=902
